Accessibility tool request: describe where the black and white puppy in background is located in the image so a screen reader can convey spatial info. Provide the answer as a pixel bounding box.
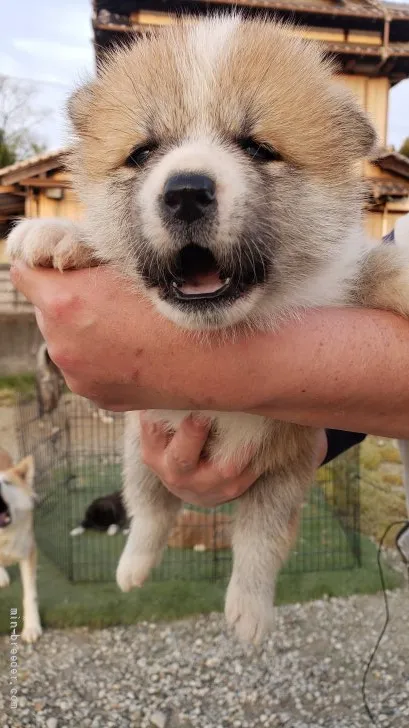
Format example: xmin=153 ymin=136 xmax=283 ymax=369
xmin=70 ymin=491 xmax=129 ymax=537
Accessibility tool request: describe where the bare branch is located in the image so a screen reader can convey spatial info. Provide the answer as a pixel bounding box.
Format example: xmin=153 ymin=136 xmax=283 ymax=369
xmin=0 ymin=74 xmax=50 ymax=162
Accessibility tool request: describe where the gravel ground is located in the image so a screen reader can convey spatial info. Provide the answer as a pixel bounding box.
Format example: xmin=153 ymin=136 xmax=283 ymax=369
xmin=1 ymin=589 xmax=408 ymax=728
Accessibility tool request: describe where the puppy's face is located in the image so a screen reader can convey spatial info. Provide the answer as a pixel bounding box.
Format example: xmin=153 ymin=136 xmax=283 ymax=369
xmin=0 ymin=457 xmax=35 ymax=529
xmin=68 ymin=16 xmax=376 ymax=329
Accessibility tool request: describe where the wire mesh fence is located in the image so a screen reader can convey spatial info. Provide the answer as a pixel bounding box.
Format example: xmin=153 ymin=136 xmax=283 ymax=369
xmin=16 ymin=392 xmax=361 ymax=583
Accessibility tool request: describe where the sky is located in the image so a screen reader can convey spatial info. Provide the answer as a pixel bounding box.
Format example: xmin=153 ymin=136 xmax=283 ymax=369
xmin=1 ymin=0 xmax=408 ymax=152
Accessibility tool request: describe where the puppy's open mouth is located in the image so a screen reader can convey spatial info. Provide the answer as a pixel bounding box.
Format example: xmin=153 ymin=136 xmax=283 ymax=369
xmin=0 ymin=495 xmax=11 ymax=528
xmin=141 ymin=243 xmax=267 ymax=307
xmin=170 ymin=244 xmax=234 ymax=301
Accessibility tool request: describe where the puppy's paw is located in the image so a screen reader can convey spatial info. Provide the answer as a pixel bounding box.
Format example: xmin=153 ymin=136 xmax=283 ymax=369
xmin=21 ymin=621 xmax=42 ymax=643
xmin=0 ymin=567 xmax=10 ymax=588
xmin=7 ymin=218 xmax=96 ymax=271
xmin=116 ymin=548 xmax=160 ymax=591
xmin=225 ymin=577 xmax=274 ymax=645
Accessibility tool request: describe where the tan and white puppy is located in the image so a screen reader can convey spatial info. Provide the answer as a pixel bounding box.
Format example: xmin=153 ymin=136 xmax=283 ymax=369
xmin=7 ymin=16 xmax=409 ymax=643
xmin=0 ymin=452 xmax=42 ymax=642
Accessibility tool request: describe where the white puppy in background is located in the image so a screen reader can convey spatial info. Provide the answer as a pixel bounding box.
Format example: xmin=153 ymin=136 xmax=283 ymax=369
xmin=0 ymin=450 xmax=42 ymax=643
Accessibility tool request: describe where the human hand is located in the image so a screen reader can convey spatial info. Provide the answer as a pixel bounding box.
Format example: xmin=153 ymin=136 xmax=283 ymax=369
xmin=140 ymin=413 xmax=328 ymax=507
xmin=10 ymin=262 xmax=219 ymax=412
xmin=140 ymin=412 xmax=261 ymax=507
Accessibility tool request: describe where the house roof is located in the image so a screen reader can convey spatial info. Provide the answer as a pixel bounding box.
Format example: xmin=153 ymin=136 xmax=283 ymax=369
xmin=92 ymin=1 xmax=409 ymax=82
xmin=375 ymin=149 xmax=409 ymax=179
xmin=93 ymin=0 xmax=409 ymax=20
xmin=0 ymin=150 xmax=66 ymax=186
xmin=200 ymin=0 xmax=409 ymax=20
xmin=368 ymin=177 xmax=409 ymax=201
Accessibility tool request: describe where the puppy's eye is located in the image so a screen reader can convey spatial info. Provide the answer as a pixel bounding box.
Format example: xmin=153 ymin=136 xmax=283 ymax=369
xmin=125 ymin=144 xmax=157 ymax=168
xmin=238 ymin=137 xmax=282 ymax=163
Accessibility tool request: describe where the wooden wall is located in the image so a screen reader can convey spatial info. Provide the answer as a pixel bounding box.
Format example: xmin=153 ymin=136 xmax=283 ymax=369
xmin=0 ymin=239 xmax=7 ymax=264
xmin=337 ymin=75 xmax=389 ymax=145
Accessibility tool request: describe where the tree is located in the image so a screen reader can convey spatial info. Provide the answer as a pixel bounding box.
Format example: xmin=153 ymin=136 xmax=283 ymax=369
xmin=0 ymin=128 xmax=16 ymax=167
xmin=0 ymin=74 xmax=48 ymax=165
xmin=399 ymin=137 xmax=409 ymax=159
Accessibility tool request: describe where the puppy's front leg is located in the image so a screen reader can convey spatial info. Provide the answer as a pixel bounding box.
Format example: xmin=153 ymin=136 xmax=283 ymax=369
xmin=20 ymin=545 xmax=42 ymax=643
xmin=7 ymin=217 xmax=98 ymax=271
xmin=0 ymin=566 xmax=10 ymax=588
xmin=225 ymin=469 xmax=309 ymax=645
xmin=116 ymin=417 xmax=182 ymax=591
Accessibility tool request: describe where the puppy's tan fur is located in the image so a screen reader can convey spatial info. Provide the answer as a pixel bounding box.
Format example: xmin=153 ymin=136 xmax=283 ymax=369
xmin=7 ymin=16 xmax=409 ymax=643
xmin=0 ymin=455 xmax=42 ymax=642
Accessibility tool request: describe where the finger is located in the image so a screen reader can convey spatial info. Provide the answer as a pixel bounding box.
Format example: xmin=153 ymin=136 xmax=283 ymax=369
xmin=164 ymin=414 xmax=211 ymax=476
xmin=140 ymin=414 xmax=169 ymax=458
xmin=173 ymin=466 xmax=258 ymax=508
xmin=190 ymin=460 xmax=260 ymax=499
xmin=314 ymin=430 xmax=328 ymax=468
xmin=166 ymin=457 xmax=261 ymax=507
xmin=34 ymin=307 xmax=46 ymax=337
xmin=10 ymin=262 xmax=61 ymax=308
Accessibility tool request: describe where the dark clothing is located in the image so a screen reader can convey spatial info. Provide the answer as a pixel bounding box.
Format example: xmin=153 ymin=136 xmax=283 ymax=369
xmin=322 ymin=429 xmax=366 ymax=464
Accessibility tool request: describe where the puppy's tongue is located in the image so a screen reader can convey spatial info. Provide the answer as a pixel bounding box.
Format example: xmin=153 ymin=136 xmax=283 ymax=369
xmin=177 ymin=272 xmax=226 ymax=295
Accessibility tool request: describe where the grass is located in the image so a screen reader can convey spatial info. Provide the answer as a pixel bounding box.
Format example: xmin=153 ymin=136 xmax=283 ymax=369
xmin=0 ymin=534 xmax=401 ymax=635
xmin=35 ymin=460 xmax=361 ymax=582
xmin=0 ymin=373 xmax=36 ymax=405
xmin=359 ymin=436 xmax=408 ymax=547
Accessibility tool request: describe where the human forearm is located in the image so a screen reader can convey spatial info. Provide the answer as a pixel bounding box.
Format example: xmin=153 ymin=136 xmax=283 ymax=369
xmin=242 ymin=308 xmax=409 ymax=438
xmin=154 ymin=305 xmax=409 ymax=439
xmin=11 ymin=264 xmax=409 ymax=439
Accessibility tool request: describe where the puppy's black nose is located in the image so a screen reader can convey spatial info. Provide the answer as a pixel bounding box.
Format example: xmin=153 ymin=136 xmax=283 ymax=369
xmin=163 ymin=173 xmax=216 ymax=223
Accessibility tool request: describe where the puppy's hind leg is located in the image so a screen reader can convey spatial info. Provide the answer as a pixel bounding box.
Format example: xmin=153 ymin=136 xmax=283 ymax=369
xmin=117 ymin=421 xmax=182 ymax=591
xmin=225 ymin=469 xmax=309 ymax=645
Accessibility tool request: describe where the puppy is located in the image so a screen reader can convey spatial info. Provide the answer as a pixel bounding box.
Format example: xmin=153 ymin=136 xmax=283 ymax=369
xmin=167 ymin=510 xmax=231 ymax=551
xmin=70 ymin=490 xmax=129 ymax=536
xmin=0 ymin=453 xmax=42 ymax=642
xmin=8 ymin=15 xmax=409 ymax=643
xmin=35 ymin=341 xmax=65 ymax=416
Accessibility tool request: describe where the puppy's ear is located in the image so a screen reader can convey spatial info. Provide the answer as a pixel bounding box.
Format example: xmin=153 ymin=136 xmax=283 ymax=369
xmin=13 ymin=456 xmax=35 ymax=490
xmin=67 ymin=82 xmax=96 ymax=134
xmin=332 ymin=86 xmax=378 ymax=160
